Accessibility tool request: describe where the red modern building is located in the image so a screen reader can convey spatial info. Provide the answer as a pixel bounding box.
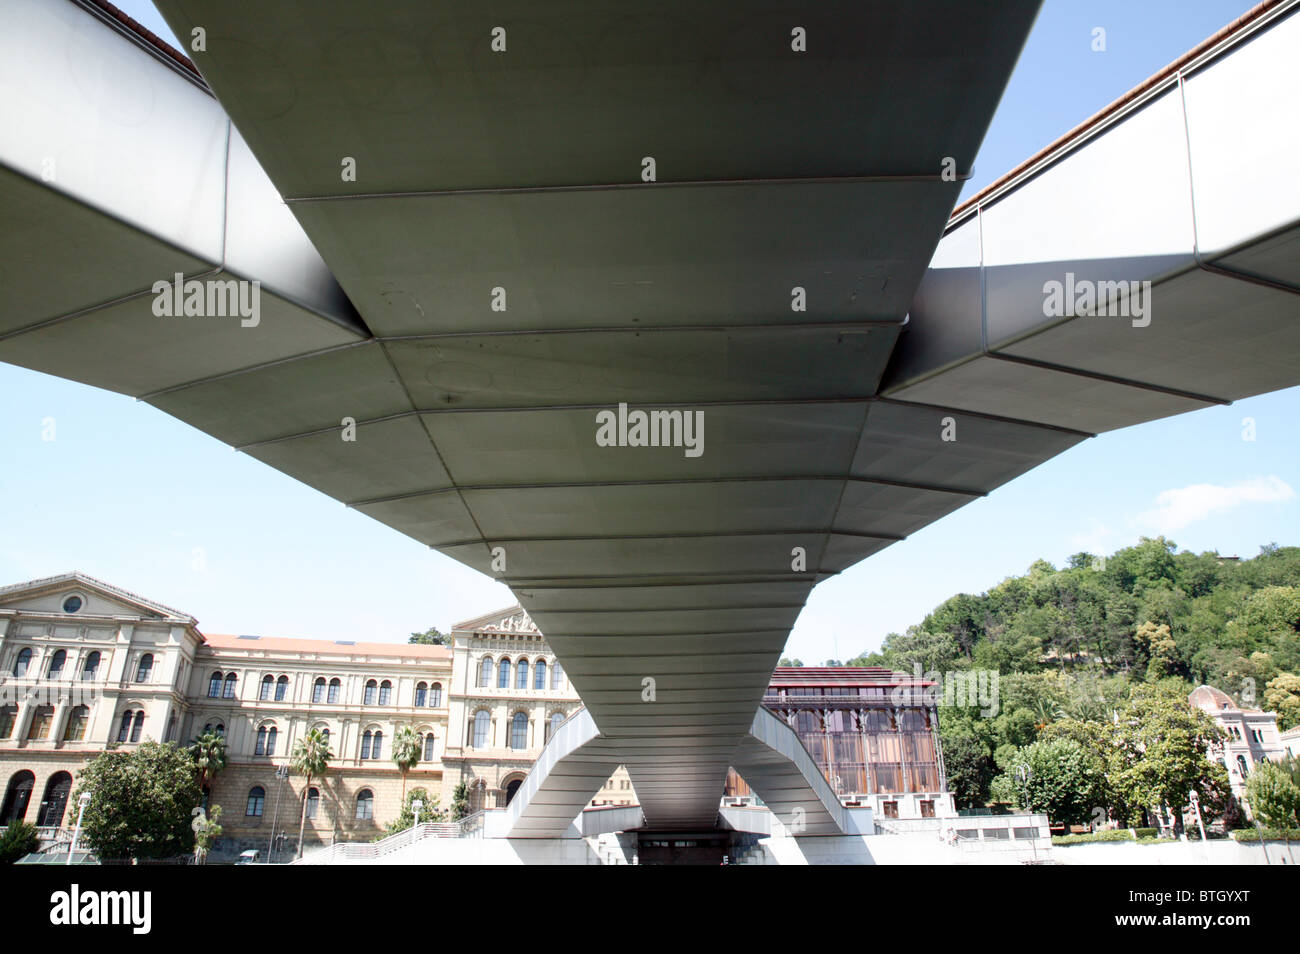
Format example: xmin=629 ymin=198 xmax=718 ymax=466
xmin=727 ymin=667 xmax=953 ymax=820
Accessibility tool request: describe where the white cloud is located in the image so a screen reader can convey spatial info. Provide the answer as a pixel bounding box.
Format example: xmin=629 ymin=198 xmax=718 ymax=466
xmin=1135 ymin=476 xmax=1294 ymax=534
xmin=1070 ymin=518 xmax=1114 ymax=553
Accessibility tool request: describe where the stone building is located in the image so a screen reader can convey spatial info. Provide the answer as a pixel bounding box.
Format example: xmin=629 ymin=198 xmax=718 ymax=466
xmin=1189 ymin=684 xmax=1287 ymax=814
xmin=0 ymin=572 xmax=625 ymax=858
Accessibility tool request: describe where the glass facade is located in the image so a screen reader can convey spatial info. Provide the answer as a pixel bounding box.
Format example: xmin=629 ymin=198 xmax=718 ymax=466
xmin=727 ymin=668 xmax=945 ymax=799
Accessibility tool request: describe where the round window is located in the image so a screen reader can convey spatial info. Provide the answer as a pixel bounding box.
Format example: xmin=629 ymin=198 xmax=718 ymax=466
xmin=62 ymin=595 xmax=83 ymax=613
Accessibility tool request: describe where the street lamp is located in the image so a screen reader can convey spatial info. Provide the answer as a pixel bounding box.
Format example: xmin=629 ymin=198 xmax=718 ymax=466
xmin=267 ymin=764 xmax=290 ymax=864
xmin=1016 ymin=765 xmax=1038 ymax=863
xmin=412 ymin=799 xmax=423 ymax=829
xmin=67 ymin=791 xmax=91 ymax=865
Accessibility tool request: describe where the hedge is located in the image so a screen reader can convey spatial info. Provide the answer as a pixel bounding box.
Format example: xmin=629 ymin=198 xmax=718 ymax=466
xmin=1051 ymin=829 xmax=1134 ymax=846
xmin=1231 ymin=828 xmax=1300 ymax=843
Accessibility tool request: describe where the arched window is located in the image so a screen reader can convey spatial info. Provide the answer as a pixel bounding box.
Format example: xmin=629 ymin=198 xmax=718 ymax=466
xmin=355 ymin=789 xmax=373 ymax=820
xmin=130 ymin=710 xmax=145 ymax=743
xmin=275 ymin=675 xmax=289 ymax=702
xmin=371 ymin=730 xmax=382 ymax=759
xmin=203 ymin=721 xmax=227 ymax=737
xmin=429 ymin=682 xmax=443 ymax=708
xmin=516 ymin=659 xmax=529 ymax=689
xmin=208 ymin=671 xmax=223 ymax=697
xmin=479 ymin=657 xmax=493 ymax=687
xmin=378 ymin=680 xmax=392 ymax=705
xmin=0 ymin=771 xmax=35 ymax=825
xmin=534 ymin=660 xmax=547 ymax=690
xmin=547 ymin=711 xmax=565 ymax=742
xmin=551 ymin=660 xmax=563 ymax=691
xmin=321 ymin=727 xmax=330 ymax=744
xmin=306 ymin=787 xmax=320 ymax=819
xmin=117 ymin=711 xmax=134 ymax=743
xmin=260 ymin=675 xmax=274 ymax=700
xmin=267 ymin=726 xmax=278 ymax=756
xmin=26 ymin=705 xmax=53 ymax=740
xmin=135 ymin=654 xmax=154 ymax=683
xmin=222 ymin=673 xmax=237 ymax=699
xmin=255 ymin=726 xmax=267 ymax=755
xmin=12 ymin=648 xmax=31 ymax=678
xmin=472 ymin=710 xmax=490 ymax=748
xmin=328 ymin=678 xmax=341 ymax=704
xmin=1237 ymin=755 xmax=1249 ymax=777
xmin=415 ymin=682 xmax=427 ymax=707
xmin=81 ymin=652 xmax=101 ymax=681
xmin=312 ymin=678 xmax=326 ymax=703
xmin=63 ymin=705 xmax=89 ymax=742
xmin=48 ymin=650 xmax=66 ymax=679
xmin=36 ymin=772 xmax=72 ymax=827
xmin=510 ymin=711 xmax=528 ymax=750
xmin=364 ymin=680 xmax=377 ymax=705
xmin=423 ymin=732 xmax=435 ymax=761
xmin=166 ymin=715 xmax=177 ymax=743
xmin=361 ymin=730 xmax=373 ymax=760
xmin=246 ymin=786 xmax=265 ymax=817
xmin=498 ymin=658 xmax=511 ymax=688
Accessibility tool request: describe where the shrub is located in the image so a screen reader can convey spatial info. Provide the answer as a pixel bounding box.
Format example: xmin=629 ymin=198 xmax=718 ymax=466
xmin=0 ymin=822 xmax=41 ymax=864
xmin=1231 ymin=827 xmax=1300 ymax=843
xmin=1051 ymin=829 xmax=1133 ymax=846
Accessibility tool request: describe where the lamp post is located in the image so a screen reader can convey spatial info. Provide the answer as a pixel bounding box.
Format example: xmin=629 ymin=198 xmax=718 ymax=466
xmin=67 ymin=791 xmax=90 ymax=865
xmin=1017 ymin=765 xmax=1038 ymax=864
xmin=267 ymin=764 xmax=289 ymax=864
xmin=1189 ymin=790 xmax=1207 ymax=843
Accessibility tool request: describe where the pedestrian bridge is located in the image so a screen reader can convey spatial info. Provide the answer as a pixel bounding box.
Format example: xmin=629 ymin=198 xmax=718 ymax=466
xmin=2 ymin=0 xmax=1299 ymax=836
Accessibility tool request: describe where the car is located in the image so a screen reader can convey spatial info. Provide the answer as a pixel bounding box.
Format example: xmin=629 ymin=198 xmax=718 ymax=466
xmin=236 ymin=850 xmax=260 ymax=865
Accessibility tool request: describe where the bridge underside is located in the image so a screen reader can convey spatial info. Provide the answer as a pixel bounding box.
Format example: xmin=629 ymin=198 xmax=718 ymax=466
xmin=3 ymin=1 xmax=1299 ymax=833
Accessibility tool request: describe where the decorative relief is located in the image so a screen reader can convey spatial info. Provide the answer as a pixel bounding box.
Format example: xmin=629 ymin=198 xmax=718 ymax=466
xmin=478 ymin=611 xmax=538 ymax=636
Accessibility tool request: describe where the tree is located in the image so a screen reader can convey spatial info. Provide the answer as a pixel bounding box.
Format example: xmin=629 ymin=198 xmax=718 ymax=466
xmin=391 ymin=725 xmax=422 ymax=801
xmin=188 ymin=731 xmax=228 ymax=799
xmin=939 ymin=716 xmax=994 ymax=807
xmin=408 ymin=626 xmax=447 ymax=646
xmin=778 ymin=657 xmax=804 ymax=668
xmin=380 ymin=786 xmax=445 ymax=836
xmin=1264 ymin=673 xmax=1300 ymax=730
xmin=0 ymin=821 xmax=40 ymax=865
xmin=191 ymin=804 xmax=223 ymax=865
xmin=450 ymin=781 xmax=470 ymax=821
xmin=1110 ymin=682 xmax=1224 ymax=831
xmin=73 ymin=741 xmax=202 ymax=860
xmin=1244 ymin=760 xmax=1300 ymax=830
xmin=993 ymin=738 xmax=1106 ymax=827
xmin=291 ymin=727 xmax=332 ymax=859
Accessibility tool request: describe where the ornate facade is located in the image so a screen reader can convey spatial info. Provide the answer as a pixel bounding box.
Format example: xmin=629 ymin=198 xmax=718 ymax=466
xmin=0 ymin=572 xmax=620 ymax=858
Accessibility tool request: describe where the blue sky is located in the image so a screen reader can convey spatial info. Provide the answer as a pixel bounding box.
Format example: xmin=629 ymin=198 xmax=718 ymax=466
xmin=2 ymin=1 xmax=1294 ymax=663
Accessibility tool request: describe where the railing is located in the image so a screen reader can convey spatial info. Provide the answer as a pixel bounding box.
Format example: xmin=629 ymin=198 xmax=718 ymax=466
xmin=292 ymin=815 xmax=482 ymax=864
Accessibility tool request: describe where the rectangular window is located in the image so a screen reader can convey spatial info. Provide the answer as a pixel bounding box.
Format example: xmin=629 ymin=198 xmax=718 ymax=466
xmin=882 ymin=801 xmax=899 ymax=818
xmin=920 ymin=799 xmax=935 ymax=818
xmin=27 ymin=706 xmax=54 ymax=740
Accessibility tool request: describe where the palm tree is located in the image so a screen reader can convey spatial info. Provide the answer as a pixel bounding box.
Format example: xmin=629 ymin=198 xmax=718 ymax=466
xmin=391 ymin=725 xmax=422 ymax=801
xmin=291 ymin=727 xmax=332 ymax=859
xmin=188 ymin=731 xmax=228 ymax=804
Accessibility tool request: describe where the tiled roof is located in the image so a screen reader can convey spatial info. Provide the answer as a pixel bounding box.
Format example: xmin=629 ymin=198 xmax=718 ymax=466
xmin=201 ymin=632 xmax=450 ymax=660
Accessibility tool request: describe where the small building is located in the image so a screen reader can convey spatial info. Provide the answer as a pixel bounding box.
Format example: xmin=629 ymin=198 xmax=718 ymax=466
xmin=726 ymin=667 xmax=954 ymax=820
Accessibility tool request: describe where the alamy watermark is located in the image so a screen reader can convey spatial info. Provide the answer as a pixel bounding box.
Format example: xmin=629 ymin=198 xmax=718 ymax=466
xmin=595 ymin=403 xmax=703 ymax=458
xmin=1042 ymin=272 xmax=1151 ymax=328
xmin=892 ymin=664 xmax=1000 ymax=717
xmin=151 ymin=273 xmax=260 ymax=327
